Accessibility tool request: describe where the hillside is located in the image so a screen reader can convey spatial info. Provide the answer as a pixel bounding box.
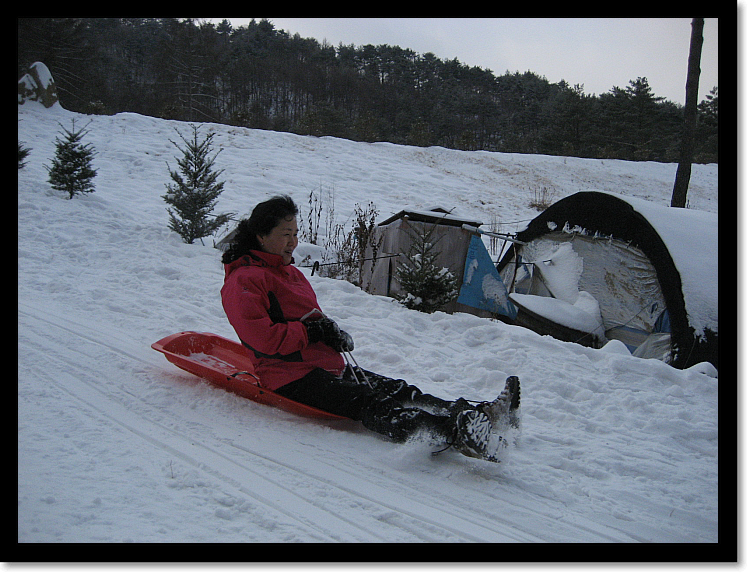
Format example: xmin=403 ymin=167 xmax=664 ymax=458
xmin=17 ymin=102 xmax=721 ymax=550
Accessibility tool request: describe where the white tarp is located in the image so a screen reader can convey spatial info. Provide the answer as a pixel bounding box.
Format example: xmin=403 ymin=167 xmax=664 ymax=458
xmin=501 ymin=231 xmax=670 ymax=357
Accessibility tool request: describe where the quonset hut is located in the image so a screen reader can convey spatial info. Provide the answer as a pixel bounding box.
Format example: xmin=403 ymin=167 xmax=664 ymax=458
xmin=497 ymin=191 xmax=718 ymax=370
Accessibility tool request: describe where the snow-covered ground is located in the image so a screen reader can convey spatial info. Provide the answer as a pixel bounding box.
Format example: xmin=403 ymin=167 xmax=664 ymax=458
xmin=18 ymin=102 xmax=722 ymax=549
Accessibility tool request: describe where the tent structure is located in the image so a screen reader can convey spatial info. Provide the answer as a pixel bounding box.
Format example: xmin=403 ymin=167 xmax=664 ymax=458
xmin=497 ymin=191 xmax=718 ymax=370
xmin=361 ymin=207 xmax=516 ymax=319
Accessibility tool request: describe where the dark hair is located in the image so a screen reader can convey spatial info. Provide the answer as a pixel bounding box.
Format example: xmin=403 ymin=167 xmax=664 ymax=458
xmin=221 ymin=195 xmax=298 ymax=264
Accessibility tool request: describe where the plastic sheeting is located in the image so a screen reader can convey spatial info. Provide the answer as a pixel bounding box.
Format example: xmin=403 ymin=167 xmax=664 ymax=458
xmin=501 ymin=231 xmax=670 ymax=360
xmin=457 ymin=235 xmax=516 ymax=319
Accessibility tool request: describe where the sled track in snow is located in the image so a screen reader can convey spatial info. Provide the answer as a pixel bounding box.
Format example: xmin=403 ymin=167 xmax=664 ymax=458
xmin=19 ymin=302 xmax=635 ymax=542
xmin=18 ymin=305 xmax=542 ymax=541
xmin=19 ymin=305 xmax=400 ymax=541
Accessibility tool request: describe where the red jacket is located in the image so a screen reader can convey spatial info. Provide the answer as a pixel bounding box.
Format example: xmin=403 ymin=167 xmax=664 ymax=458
xmin=221 ymin=250 xmax=345 ymax=390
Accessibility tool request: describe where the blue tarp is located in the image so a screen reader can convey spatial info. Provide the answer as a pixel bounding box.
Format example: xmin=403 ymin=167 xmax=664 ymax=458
xmin=457 ymin=235 xmax=517 ymax=319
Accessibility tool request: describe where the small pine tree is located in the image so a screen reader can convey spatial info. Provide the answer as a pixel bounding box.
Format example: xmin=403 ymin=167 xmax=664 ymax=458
xmin=45 ymin=120 xmax=97 ymax=199
xmin=18 ymin=141 xmax=31 ymax=170
xmin=162 ymin=125 xmax=233 ymax=244
xmin=395 ymin=223 xmax=459 ymax=313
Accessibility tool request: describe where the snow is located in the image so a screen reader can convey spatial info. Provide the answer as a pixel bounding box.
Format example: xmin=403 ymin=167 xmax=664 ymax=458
xmin=529 ymin=241 xmax=585 ymax=304
xmin=31 ymin=62 xmax=54 ymax=90
xmin=18 ymin=62 xmax=58 ymax=108
xmin=18 ymin=101 xmax=721 ymax=548
xmin=510 ymin=292 xmax=605 ymax=335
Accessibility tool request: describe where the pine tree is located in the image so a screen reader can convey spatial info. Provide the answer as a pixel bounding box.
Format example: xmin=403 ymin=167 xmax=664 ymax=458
xmin=395 ymin=223 xmax=459 ymax=313
xmin=18 ymin=141 xmax=31 ymax=170
xmin=694 ymin=86 xmax=718 ymax=163
xmin=162 ymin=125 xmax=232 ymax=244
xmin=45 ymin=120 xmax=97 ymax=199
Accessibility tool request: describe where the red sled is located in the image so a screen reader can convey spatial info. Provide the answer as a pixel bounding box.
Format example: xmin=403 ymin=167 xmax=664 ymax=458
xmin=151 ymin=331 xmax=346 ymax=420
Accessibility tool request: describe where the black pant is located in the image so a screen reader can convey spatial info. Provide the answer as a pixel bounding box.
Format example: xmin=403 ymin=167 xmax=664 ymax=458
xmin=274 ymin=367 xmax=455 ymax=443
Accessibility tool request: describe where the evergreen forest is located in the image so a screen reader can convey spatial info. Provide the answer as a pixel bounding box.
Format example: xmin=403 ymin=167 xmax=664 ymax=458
xmin=18 ymin=18 xmax=718 ymax=163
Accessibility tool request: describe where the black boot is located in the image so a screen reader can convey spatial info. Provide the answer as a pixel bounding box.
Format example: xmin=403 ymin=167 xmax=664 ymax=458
xmin=475 ymin=376 xmax=521 ymax=428
xmin=451 ymin=409 xmax=495 ymax=461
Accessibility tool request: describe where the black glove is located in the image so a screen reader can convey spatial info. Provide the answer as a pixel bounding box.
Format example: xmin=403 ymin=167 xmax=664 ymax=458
xmin=305 ymin=317 xmax=354 ymax=352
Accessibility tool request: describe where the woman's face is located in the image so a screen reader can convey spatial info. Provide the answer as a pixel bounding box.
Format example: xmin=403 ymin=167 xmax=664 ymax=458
xmin=258 ymin=215 xmax=298 ymax=265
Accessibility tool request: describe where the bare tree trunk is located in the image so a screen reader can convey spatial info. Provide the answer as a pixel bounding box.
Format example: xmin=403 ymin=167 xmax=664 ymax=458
xmin=671 ymin=18 xmax=704 ymax=208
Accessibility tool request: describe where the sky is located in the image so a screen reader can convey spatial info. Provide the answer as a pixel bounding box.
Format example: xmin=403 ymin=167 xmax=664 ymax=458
xmin=208 ymin=18 xmax=719 ymax=106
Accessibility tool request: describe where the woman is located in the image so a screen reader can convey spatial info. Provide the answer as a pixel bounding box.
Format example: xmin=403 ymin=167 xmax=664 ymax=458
xmin=220 ymin=195 xmax=519 ymax=461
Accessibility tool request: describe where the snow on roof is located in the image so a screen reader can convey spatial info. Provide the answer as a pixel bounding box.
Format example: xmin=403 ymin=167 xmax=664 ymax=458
xmin=378 ymin=206 xmax=483 ymax=227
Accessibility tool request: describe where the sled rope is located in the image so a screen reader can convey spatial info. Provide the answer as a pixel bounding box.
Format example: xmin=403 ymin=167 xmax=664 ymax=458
xmin=302 ymin=254 xmax=402 ymax=276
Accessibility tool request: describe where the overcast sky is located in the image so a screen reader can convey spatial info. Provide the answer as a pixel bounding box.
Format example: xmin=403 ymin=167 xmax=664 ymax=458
xmin=209 ymin=18 xmax=719 ymax=106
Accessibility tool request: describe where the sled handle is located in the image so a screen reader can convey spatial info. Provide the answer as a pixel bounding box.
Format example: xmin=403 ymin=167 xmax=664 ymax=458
xmin=229 ymin=370 xmax=261 ymax=383
xmin=344 ymin=351 xmax=372 ymax=388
